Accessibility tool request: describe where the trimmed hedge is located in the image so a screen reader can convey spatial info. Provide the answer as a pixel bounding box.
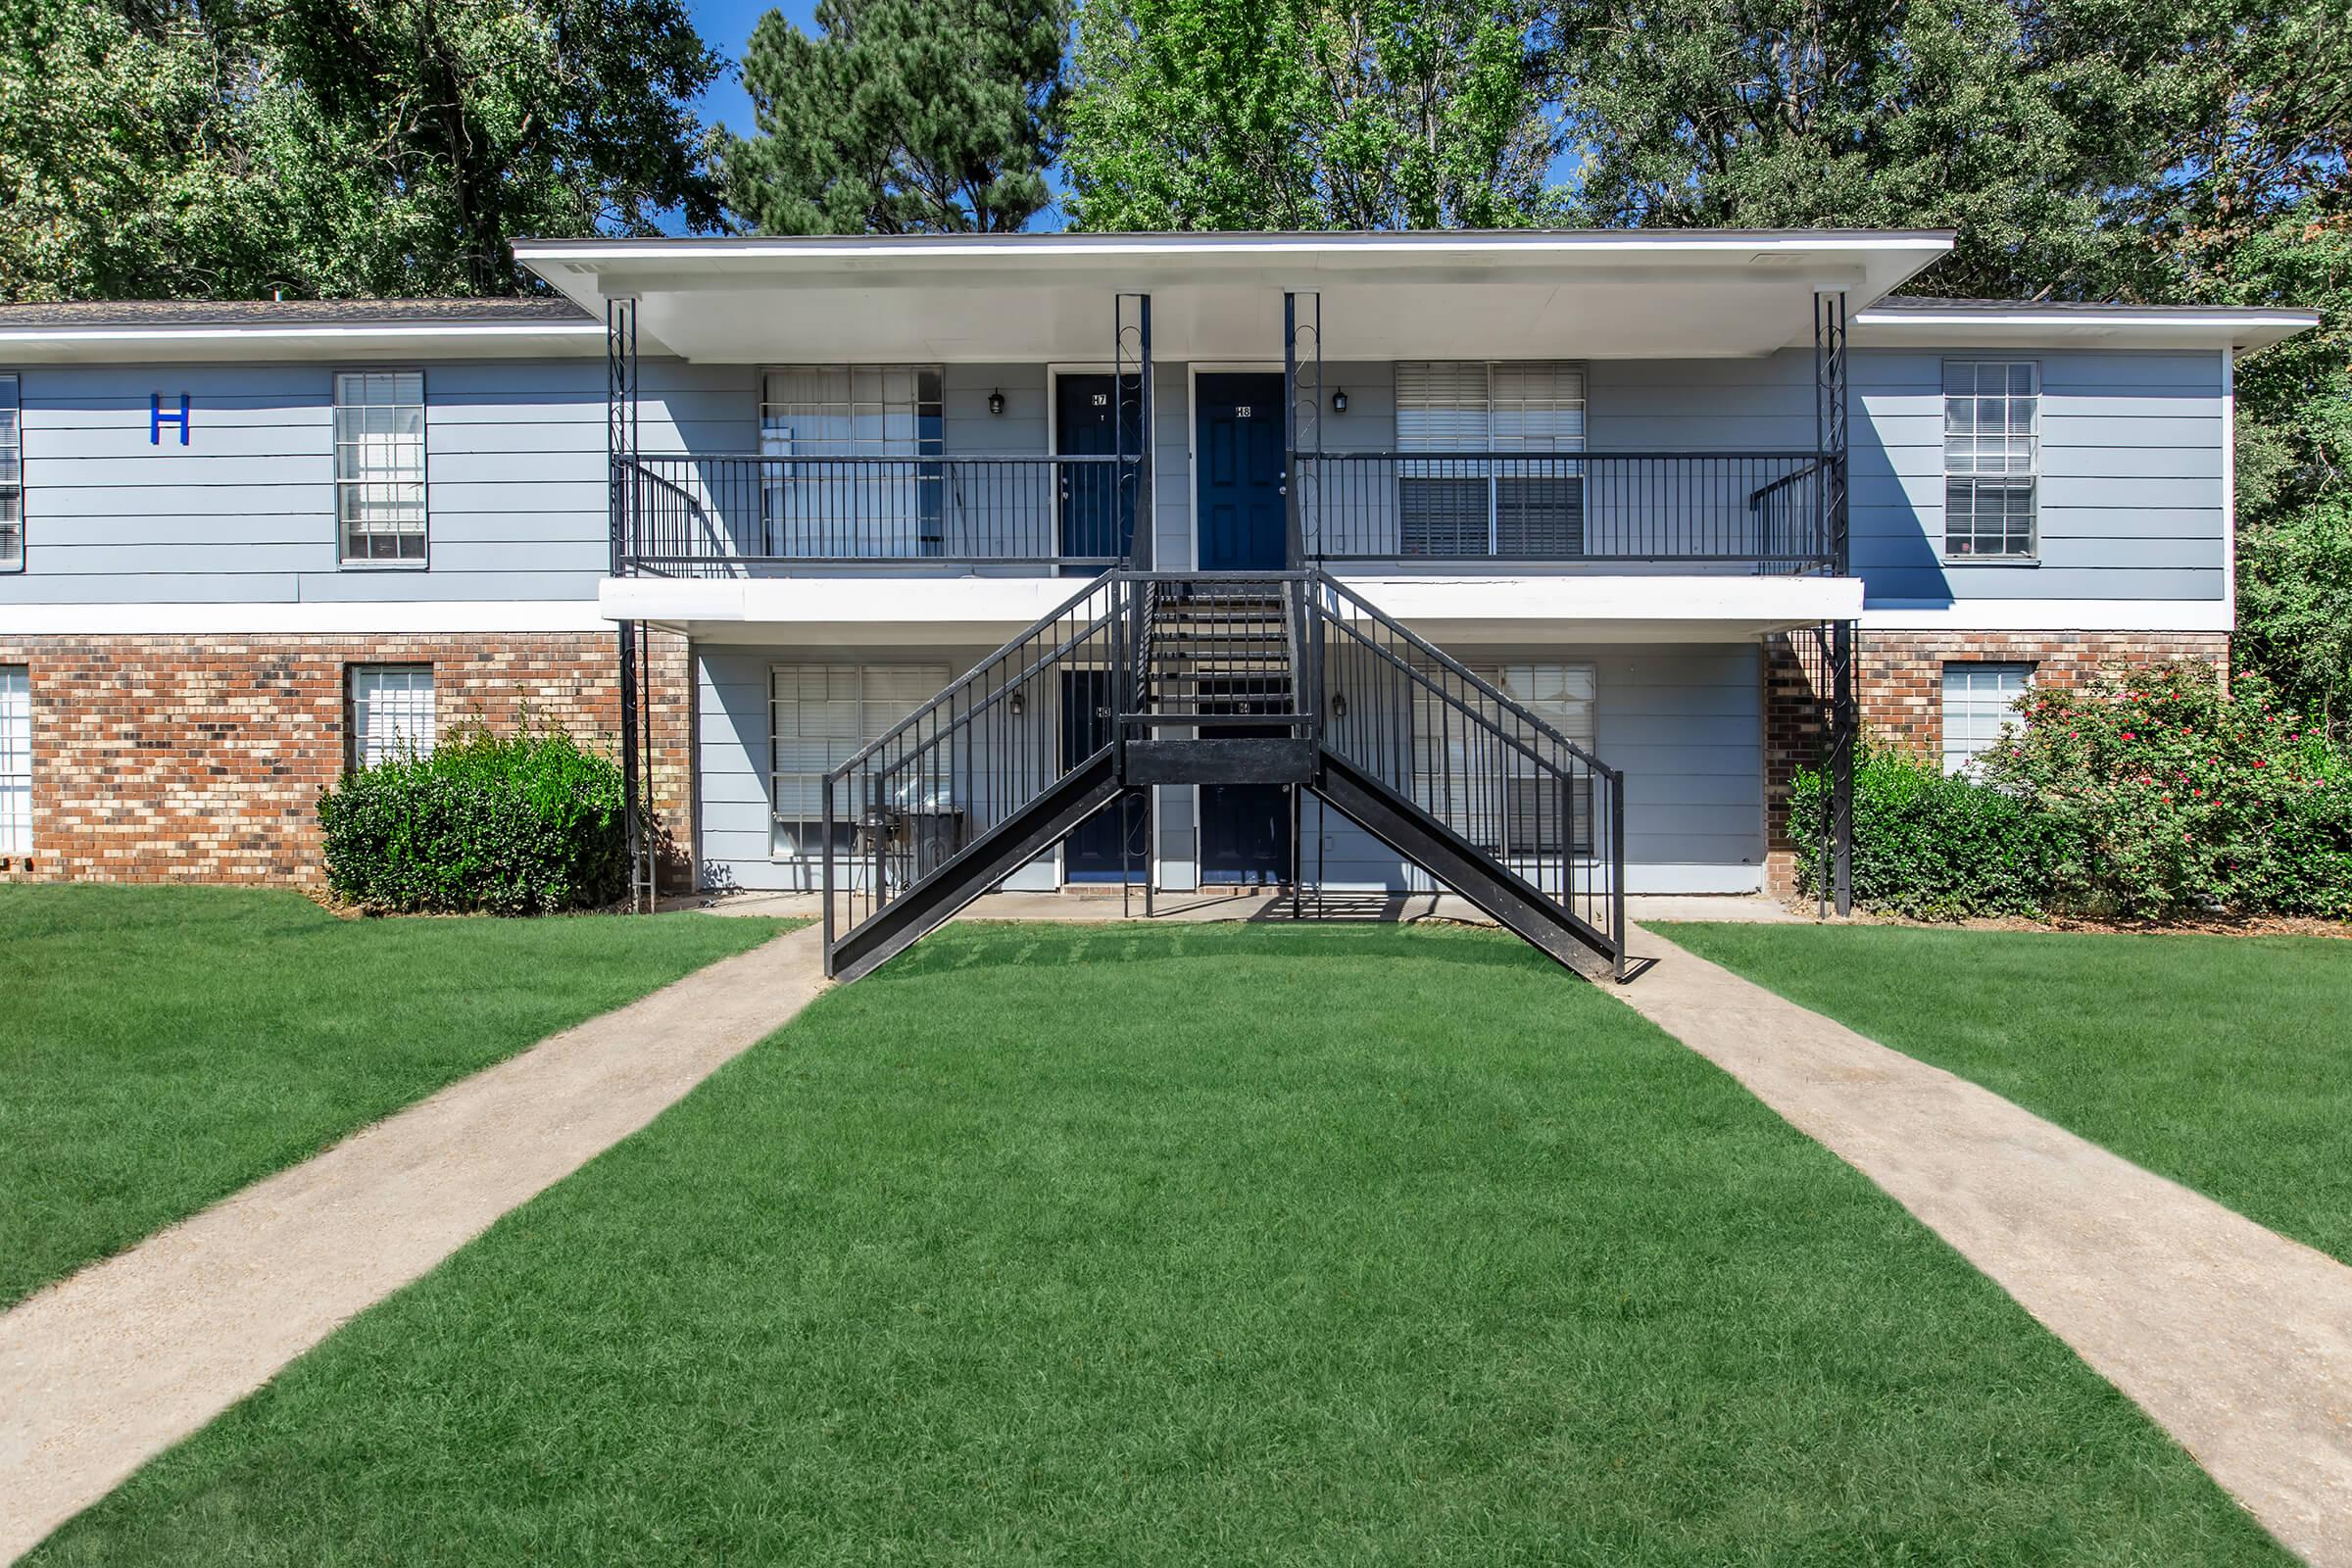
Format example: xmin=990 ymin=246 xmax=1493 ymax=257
xmin=1795 ymin=662 xmax=2352 ymax=921
xmin=1790 ymin=749 xmax=2060 ymax=919
xmin=318 ymin=726 xmax=628 ymax=914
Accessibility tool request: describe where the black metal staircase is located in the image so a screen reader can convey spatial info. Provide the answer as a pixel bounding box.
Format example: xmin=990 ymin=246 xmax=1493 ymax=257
xmin=821 ymin=570 xmax=1630 ymax=983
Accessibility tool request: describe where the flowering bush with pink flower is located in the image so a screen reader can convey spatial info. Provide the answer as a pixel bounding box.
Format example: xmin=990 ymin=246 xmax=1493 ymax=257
xmin=1794 ymin=662 xmax=2352 ymax=920
xmin=1971 ymin=662 xmax=2352 ymax=918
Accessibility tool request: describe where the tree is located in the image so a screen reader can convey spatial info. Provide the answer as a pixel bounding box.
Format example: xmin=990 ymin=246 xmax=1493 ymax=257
xmin=0 ymin=0 xmax=724 ymax=300
xmin=1553 ymin=0 xmax=2170 ymax=299
xmin=2124 ymin=0 xmax=2352 ymax=735
xmin=1063 ymin=0 xmax=1560 ymax=231
xmin=721 ymin=0 xmax=1069 ymax=234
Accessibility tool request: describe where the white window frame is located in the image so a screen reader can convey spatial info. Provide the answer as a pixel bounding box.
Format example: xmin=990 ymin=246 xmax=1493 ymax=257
xmin=769 ymin=662 xmax=951 ymax=860
xmin=335 ymin=369 xmax=427 ymax=565
xmin=346 ymin=663 xmax=436 ymax=769
xmin=0 ymin=665 xmax=28 ymax=854
xmin=1941 ymin=662 xmax=2034 ymax=773
xmin=0 ymin=371 xmax=22 ymax=572
xmin=1396 ymin=362 xmax=1588 ymax=559
xmin=759 ymin=366 xmax=945 ymax=559
xmin=1942 ymin=360 xmax=2038 ymax=561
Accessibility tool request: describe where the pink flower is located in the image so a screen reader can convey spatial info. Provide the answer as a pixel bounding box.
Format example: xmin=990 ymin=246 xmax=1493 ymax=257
xmin=2122 ymin=731 xmax=2135 ymax=740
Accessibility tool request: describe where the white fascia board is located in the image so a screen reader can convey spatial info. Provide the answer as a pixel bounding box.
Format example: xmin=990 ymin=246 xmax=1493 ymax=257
xmin=0 ymin=321 xmax=606 ymax=364
xmin=1851 ymin=309 xmax=2317 ymax=353
xmin=1329 ymin=574 xmax=1864 ymax=641
xmin=518 ymin=230 xmax=1955 ymax=266
xmin=602 ymin=573 xmax=1866 ymax=644
xmin=600 ymin=574 xmax=1088 ymax=642
xmin=1 ymin=600 xmax=612 ymax=635
xmin=1860 ymin=599 xmax=2233 ymax=633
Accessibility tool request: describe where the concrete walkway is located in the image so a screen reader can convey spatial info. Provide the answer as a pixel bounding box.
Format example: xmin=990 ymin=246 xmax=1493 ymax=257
xmin=1616 ymin=923 xmax=2352 ymax=1568
xmin=0 ymin=924 xmax=829 ymax=1564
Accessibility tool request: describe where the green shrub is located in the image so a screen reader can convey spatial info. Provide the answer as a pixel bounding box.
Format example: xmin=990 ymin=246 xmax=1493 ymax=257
xmin=318 ymin=725 xmax=628 ymax=914
xmin=1791 ymin=748 xmax=2059 ymax=919
xmin=1798 ymin=662 xmax=2352 ymax=922
xmin=1975 ymin=662 xmax=2352 ymax=919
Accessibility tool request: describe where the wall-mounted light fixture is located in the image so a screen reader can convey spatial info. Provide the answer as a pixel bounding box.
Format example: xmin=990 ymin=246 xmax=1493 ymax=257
xmin=1008 ymin=690 xmax=1025 ymax=717
xmin=1329 ymin=691 xmax=1348 ymax=718
xmin=1330 ymin=388 xmax=1348 ymax=415
xmin=988 ymin=389 xmax=1006 ymax=416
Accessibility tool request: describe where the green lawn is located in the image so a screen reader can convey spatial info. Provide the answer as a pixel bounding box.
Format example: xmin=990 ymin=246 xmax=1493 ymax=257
xmin=29 ymin=922 xmax=2282 ymax=1564
xmin=1661 ymin=922 xmax=2352 ymax=1266
xmin=0 ymin=884 xmax=786 ymax=1306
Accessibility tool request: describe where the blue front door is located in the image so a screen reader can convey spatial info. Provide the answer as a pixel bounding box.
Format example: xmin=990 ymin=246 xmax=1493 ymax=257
xmin=1056 ymin=372 xmax=1141 ymax=568
xmin=1194 ymin=373 xmax=1288 ymax=570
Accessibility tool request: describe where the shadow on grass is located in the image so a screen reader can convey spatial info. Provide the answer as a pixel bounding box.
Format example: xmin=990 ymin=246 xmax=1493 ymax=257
xmin=879 ymin=918 xmax=1566 ymax=982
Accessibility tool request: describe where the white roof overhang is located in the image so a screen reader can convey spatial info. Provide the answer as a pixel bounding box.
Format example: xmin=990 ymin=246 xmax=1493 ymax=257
xmin=601 ymin=571 xmax=1863 ymax=646
xmin=0 ymin=321 xmax=606 ymax=364
xmin=1851 ymin=307 xmax=2318 ymax=354
xmin=516 ymin=230 xmax=1955 ymax=364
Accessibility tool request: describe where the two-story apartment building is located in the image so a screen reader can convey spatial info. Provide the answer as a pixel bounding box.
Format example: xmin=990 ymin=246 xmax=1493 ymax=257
xmin=0 ymin=232 xmax=2313 ymax=970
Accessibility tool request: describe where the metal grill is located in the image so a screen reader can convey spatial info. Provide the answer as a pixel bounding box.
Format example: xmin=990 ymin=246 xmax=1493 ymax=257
xmin=1294 ymin=451 xmax=1831 ymax=567
xmin=614 ymin=453 xmax=1143 ymax=573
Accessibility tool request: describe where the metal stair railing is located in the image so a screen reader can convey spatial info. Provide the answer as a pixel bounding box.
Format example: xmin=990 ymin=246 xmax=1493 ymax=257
xmin=822 ymin=570 xmax=1135 ymax=967
xmin=1306 ymin=571 xmax=1628 ymax=975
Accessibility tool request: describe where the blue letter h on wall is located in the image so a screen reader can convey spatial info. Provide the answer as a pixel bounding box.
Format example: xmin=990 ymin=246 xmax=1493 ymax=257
xmin=151 ymin=393 xmax=190 ymax=445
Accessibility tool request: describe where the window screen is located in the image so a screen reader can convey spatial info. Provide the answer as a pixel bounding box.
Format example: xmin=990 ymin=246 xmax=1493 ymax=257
xmin=770 ymin=662 xmax=951 ymax=858
xmin=1944 ymin=361 xmax=2037 ymax=558
xmin=1942 ymin=662 xmax=2033 ymax=773
xmin=0 ymin=665 xmax=27 ymax=853
xmin=336 ymin=370 xmax=426 ymax=563
xmin=348 ymin=664 xmax=435 ymax=768
xmin=760 ymin=367 xmax=944 ymax=558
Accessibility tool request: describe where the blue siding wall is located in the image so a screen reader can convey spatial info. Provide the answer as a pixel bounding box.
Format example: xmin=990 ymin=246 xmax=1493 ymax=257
xmin=0 ymin=347 xmax=2227 ymax=612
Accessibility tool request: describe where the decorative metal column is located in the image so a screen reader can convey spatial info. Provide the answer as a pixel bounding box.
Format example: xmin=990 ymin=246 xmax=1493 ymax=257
xmin=1114 ymin=292 xmax=1152 ymax=569
xmin=1283 ymin=291 xmax=1323 ymax=568
xmin=1816 ymin=289 xmax=1855 ymax=917
xmin=607 ymin=297 xmax=653 ymax=912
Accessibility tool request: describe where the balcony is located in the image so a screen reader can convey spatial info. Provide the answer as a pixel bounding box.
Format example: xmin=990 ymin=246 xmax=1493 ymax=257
xmin=612 ymin=449 xmax=1836 ymax=576
xmin=613 ymin=453 xmax=1143 ymax=576
xmin=1294 ymin=451 xmax=1831 ymax=570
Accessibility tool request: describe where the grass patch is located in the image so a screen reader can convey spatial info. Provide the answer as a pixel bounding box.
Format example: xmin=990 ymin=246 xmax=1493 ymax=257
xmin=0 ymin=885 xmax=788 ymax=1305
xmin=28 ymin=922 xmax=2281 ymax=1563
xmin=1661 ymin=922 xmax=2352 ymax=1266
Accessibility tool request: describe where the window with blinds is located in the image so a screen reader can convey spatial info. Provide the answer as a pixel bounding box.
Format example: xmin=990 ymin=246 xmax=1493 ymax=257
xmin=1942 ymin=662 xmax=2033 ymax=773
xmin=346 ymin=664 xmax=435 ymax=769
xmin=1396 ymin=362 xmax=1587 ymax=558
xmin=760 ymin=367 xmax=945 ymax=558
xmin=1413 ymin=662 xmax=1598 ymax=856
xmin=0 ymin=373 xmax=21 ymax=571
xmin=0 ymin=665 xmax=27 ymax=854
xmin=769 ymin=663 xmax=950 ymax=858
xmin=335 ymin=371 xmax=426 ymax=563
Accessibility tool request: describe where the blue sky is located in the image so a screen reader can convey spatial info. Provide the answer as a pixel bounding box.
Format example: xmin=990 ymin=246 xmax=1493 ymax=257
xmin=689 ymin=0 xmax=806 ymax=139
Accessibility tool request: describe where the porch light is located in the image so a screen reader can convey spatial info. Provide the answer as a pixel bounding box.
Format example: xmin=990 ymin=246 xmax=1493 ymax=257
xmin=1008 ymin=691 xmax=1025 ymax=717
xmin=988 ymin=389 xmax=1005 ymax=416
xmin=1330 ymin=691 xmax=1348 ymax=718
xmin=1330 ymin=388 xmax=1348 ymax=414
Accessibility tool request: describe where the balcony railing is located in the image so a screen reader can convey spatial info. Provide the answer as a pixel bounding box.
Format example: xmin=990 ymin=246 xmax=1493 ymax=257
xmin=612 ymin=453 xmax=1143 ymax=575
xmin=1293 ymin=451 xmax=1833 ymax=569
xmin=610 ymin=449 xmax=1837 ymax=575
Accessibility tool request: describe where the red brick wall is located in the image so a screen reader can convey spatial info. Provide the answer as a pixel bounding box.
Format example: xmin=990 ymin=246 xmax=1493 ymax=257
xmin=1762 ymin=628 xmax=2232 ymax=893
xmin=0 ymin=630 xmax=693 ymax=889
